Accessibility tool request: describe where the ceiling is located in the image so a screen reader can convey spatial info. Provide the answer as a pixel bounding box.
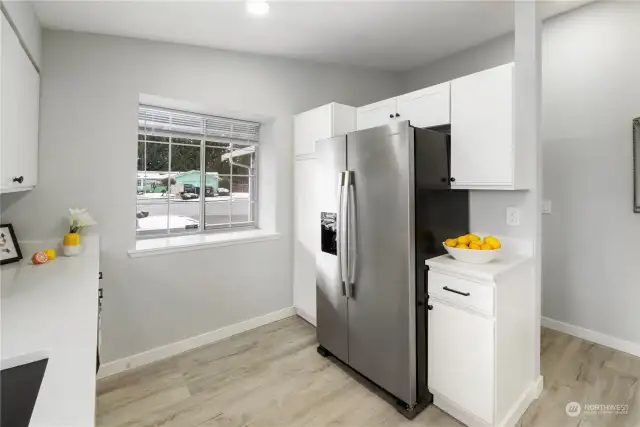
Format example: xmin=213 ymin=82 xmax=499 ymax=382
xmin=33 ymin=1 xmax=586 ymax=71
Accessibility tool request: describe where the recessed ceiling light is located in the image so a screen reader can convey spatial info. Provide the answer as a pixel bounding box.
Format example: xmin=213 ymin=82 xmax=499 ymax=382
xmin=246 ymin=1 xmax=270 ymax=15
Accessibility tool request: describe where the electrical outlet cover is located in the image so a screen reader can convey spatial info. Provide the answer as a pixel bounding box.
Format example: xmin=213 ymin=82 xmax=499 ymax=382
xmin=506 ymin=207 xmax=520 ymax=226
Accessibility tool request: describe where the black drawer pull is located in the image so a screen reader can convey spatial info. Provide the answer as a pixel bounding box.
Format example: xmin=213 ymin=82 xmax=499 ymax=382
xmin=443 ymin=286 xmax=470 ymax=296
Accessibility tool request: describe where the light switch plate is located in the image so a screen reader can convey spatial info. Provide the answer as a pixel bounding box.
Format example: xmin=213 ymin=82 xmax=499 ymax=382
xmin=506 ymin=207 xmax=520 ymax=226
xmin=543 ymin=200 xmax=552 ymax=214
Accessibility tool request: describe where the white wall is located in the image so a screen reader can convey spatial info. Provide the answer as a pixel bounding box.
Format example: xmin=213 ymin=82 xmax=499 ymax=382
xmin=0 ymin=30 xmax=400 ymax=362
xmin=1 ymin=0 xmax=41 ymax=68
xmin=403 ymin=1 xmax=640 ymax=349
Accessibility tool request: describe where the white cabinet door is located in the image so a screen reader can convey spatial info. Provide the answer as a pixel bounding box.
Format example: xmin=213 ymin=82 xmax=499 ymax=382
xmin=294 ymin=104 xmax=333 ymax=157
xmin=356 ymin=97 xmax=397 ymax=131
xmin=428 ymin=300 xmax=495 ymax=423
xmin=397 ymin=82 xmax=450 ymax=128
xmin=293 ymin=158 xmax=317 ymax=324
xmin=450 ymin=63 xmax=513 ymax=188
xmin=1 ymin=13 xmax=39 ymax=192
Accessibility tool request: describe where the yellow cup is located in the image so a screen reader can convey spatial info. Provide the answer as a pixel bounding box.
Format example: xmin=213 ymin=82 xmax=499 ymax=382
xmin=63 ymin=233 xmax=81 ymax=246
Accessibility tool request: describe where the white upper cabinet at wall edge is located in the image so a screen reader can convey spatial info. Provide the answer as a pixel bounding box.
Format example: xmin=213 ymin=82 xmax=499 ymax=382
xmin=356 ymin=97 xmax=397 ymax=131
xmin=1 ymin=12 xmax=40 ymax=193
xmin=397 ymin=82 xmax=450 ymax=128
xmin=450 ymin=63 xmax=525 ymax=190
xmin=294 ymin=103 xmax=356 ymax=157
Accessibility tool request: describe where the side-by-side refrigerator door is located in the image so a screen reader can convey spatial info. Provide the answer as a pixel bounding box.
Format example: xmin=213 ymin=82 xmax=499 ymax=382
xmin=315 ymin=135 xmax=349 ymax=364
xmin=345 ymin=122 xmax=417 ymax=405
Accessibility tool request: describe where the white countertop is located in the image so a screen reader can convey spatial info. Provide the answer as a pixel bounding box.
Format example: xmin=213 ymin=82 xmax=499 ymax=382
xmin=1 ymin=235 xmax=99 ymax=427
xmin=425 ymin=253 xmax=532 ymax=282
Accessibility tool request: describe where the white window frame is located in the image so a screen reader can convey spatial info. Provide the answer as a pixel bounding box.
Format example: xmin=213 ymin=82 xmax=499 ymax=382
xmin=136 ymin=105 xmax=260 ymax=239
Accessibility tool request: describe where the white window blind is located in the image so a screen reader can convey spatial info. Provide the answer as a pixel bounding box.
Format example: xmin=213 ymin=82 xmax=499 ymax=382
xmin=138 ymin=105 xmax=260 ymax=143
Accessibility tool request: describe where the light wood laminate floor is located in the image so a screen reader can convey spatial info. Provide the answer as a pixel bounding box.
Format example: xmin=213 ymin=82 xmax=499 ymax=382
xmin=97 ymin=316 xmax=640 ymax=427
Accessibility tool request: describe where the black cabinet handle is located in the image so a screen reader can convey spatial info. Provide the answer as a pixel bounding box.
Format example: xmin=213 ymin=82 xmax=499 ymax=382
xmin=449 ymin=177 xmax=456 ymax=182
xmin=427 ymin=304 xmax=433 ymax=310
xmin=395 ymin=113 xmax=400 ymax=117
xmin=443 ymin=286 xmax=470 ymax=296
xmin=440 ymin=177 xmax=447 ymax=183
xmin=389 ymin=114 xmax=394 ymax=118
xmin=13 ymin=176 xmax=24 ymax=184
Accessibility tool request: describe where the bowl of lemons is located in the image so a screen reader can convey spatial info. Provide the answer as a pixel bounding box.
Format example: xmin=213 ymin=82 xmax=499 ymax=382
xmin=442 ymin=234 xmax=501 ymax=264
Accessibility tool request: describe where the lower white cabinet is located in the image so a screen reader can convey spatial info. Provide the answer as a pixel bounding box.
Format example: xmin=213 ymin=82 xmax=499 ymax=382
xmin=427 ymin=255 xmax=539 ymax=427
xmin=0 ymin=11 xmax=40 ymax=193
xmin=428 ymin=300 xmax=495 ymax=424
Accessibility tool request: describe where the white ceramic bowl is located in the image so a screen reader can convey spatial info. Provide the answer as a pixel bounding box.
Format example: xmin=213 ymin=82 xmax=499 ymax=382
xmin=443 ymin=243 xmax=500 ymax=264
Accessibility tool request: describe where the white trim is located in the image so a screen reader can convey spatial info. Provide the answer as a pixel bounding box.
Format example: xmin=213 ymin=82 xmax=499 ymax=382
xmin=129 ymin=230 xmax=280 ymax=258
xmin=294 ymin=153 xmax=317 ymax=161
xmin=97 ymin=307 xmax=296 ymax=379
xmin=432 ymin=376 xmax=543 ymax=427
xmin=541 ymin=317 xmax=640 ymax=358
xmin=295 ymin=308 xmax=317 ymax=327
xmin=497 ymin=376 xmax=543 ymax=427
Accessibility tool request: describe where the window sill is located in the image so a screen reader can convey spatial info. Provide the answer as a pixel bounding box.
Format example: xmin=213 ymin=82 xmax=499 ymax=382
xmin=128 ymin=230 xmax=280 ymax=258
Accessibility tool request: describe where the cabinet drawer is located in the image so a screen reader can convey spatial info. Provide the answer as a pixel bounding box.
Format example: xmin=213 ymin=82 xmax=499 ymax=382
xmin=428 ymin=271 xmax=494 ymax=315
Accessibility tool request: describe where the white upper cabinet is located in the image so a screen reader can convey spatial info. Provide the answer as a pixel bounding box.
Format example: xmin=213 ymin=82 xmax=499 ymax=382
xmin=294 ymin=103 xmax=356 ymax=158
xmin=450 ymin=63 xmax=529 ymax=190
xmin=1 ymin=12 xmax=40 ymax=193
xmin=397 ymin=82 xmax=450 ymax=128
xmin=356 ymin=97 xmax=397 ymax=131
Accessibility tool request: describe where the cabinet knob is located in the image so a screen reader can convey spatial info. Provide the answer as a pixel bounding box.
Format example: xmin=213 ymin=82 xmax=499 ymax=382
xmin=440 ymin=178 xmax=447 ymax=183
xmin=427 ymin=304 xmax=433 ymax=310
xmin=449 ymin=177 xmax=456 ymax=183
xmin=389 ymin=114 xmax=394 ymax=118
xmin=13 ymin=176 xmax=24 ymax=184
xmin=395 ymin=113 xmax=400 ymax=117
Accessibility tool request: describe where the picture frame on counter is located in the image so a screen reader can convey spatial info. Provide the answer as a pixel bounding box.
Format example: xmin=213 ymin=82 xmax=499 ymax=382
xmin=0 ymin=224 xmax=23 ymax=265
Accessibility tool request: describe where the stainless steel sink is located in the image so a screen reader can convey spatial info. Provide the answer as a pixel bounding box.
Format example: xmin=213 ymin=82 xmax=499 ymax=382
xmin=1 ymin=354 xmax=49 ymax=427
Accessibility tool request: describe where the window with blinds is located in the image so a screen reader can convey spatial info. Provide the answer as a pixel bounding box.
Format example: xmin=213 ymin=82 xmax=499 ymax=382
xmin=136 ymin=105 xmax=260 ymax=237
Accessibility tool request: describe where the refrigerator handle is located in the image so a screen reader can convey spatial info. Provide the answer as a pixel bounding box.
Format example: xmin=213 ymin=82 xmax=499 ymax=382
xmin=338 ymin=171 xmax=350 ymax=296
xmin=347 ymin=173 xmax=357 ymax=289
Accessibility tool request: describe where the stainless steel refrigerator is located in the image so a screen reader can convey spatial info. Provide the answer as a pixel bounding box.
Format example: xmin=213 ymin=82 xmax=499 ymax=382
xmin=315 ymin=121 xmax=469 ymax=417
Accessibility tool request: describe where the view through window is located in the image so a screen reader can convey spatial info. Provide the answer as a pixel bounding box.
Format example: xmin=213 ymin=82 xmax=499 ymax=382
xmin=137 ymin=105 xmax=259 ymax=237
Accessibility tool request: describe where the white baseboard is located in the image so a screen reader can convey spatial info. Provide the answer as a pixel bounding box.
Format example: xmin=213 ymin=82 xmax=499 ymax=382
xmin=295 ymin=307 xmax=317 ymax=327
xmin=98 ymin=307 xmax=296 ymax=379
xmin=498 ymin=376 xmax=543 ymax=427
xmin=541 ymin=317 xmax=640 ymax=358
xmin=433 ymin=376 xmax=543 ymax=427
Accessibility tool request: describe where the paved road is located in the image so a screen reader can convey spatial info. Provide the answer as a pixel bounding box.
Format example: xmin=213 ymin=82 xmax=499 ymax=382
xmin=137 ymin=198 xmax=251 ymax=225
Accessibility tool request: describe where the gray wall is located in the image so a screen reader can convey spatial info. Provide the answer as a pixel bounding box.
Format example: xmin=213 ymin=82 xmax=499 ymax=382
xmin=402 ymin=33 xmax=513 ymax=94
xmin=1 ymin=30 xmax=401 ymax=362
xmin=403 ymin=1 xmax=640 ymax=347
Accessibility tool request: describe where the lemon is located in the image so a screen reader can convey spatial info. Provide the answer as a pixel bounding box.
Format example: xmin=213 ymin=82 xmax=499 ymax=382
xmin=456 ymin=243 xmax=469 ymax=249
xmin=44 ymin=248 xmax=56 ymax=260
xmin=469 ymin=241 xmax=482 ymax=250
xmin=457 ymin=235 xmax=471 ymax=245
xmin=481 ymin=243 xmax=493 ymax=250
xmin=466 ymin=234 xmax=480 ymax=242
xmin=484 ymin=236 xmax=501 ymax=249
xmin=444 ymin=238 xmax=458 ymax=248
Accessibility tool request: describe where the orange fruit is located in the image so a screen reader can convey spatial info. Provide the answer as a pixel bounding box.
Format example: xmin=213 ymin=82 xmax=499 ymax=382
xmin=32 ymin=252 xmax=49 ymax=265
